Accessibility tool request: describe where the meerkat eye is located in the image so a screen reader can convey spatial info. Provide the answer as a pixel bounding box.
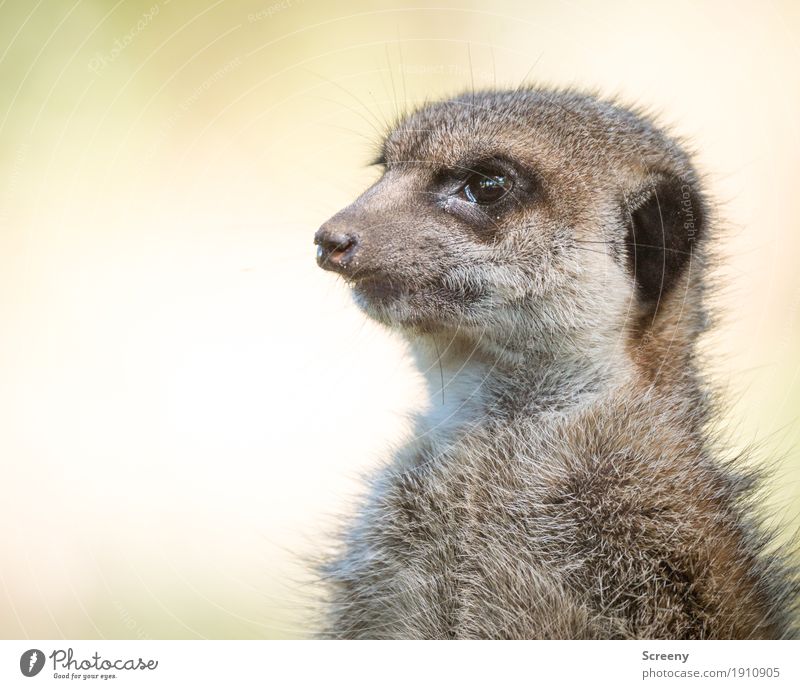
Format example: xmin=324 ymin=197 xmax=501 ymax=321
xmin=462 ymin=167 xmax=512 ymax=204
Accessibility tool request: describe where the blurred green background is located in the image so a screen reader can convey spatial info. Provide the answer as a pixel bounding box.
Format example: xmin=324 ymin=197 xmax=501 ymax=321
xmin=0 ymin=0 xmax=798 ymax=639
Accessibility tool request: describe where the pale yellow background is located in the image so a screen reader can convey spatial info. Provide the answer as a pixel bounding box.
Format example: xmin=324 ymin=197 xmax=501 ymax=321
xmin=0 ymin=0 xmax=798 ymax=639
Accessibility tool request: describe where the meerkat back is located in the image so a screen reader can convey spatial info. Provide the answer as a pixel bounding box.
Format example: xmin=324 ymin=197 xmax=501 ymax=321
xmin=313 ymin=88 xmax=798 ymax=639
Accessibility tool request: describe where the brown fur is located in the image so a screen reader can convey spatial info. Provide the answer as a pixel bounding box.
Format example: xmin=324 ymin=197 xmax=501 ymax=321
xmin=312 ymin=87 xmax=798 ymax=639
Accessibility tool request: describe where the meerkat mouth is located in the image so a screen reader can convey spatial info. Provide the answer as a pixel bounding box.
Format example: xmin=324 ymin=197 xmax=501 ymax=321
xmin=351 ymin=274 xmax=405 ymax=301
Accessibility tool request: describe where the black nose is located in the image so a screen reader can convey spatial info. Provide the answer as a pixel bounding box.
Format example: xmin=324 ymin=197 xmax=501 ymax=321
xmin=314 ymin=227 xmax=359 ymax=272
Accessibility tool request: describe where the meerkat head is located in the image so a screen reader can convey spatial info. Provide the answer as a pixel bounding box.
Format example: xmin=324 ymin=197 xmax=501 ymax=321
xmin=315 ymin=89 xmax=707 ymax=377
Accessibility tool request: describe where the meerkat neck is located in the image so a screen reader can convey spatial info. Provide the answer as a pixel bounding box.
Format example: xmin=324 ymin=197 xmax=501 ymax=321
xmin=409 ymin=335 xmax=495 ymax=443
xmin=410 ymin=332 xmax=638 ymax=442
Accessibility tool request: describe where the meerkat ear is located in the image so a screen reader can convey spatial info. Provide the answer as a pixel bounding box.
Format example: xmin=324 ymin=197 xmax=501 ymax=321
xmin=623 ymin=174 xmax=704 ymax=307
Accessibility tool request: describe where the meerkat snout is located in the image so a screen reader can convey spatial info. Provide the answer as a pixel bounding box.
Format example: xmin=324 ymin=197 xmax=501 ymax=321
xmin=314 ymin=227 xmax=359 ymax=272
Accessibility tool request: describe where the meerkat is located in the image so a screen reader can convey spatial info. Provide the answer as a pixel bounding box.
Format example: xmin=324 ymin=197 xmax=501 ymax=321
xmin=312 ymin=87 xmax=798 ymax=639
